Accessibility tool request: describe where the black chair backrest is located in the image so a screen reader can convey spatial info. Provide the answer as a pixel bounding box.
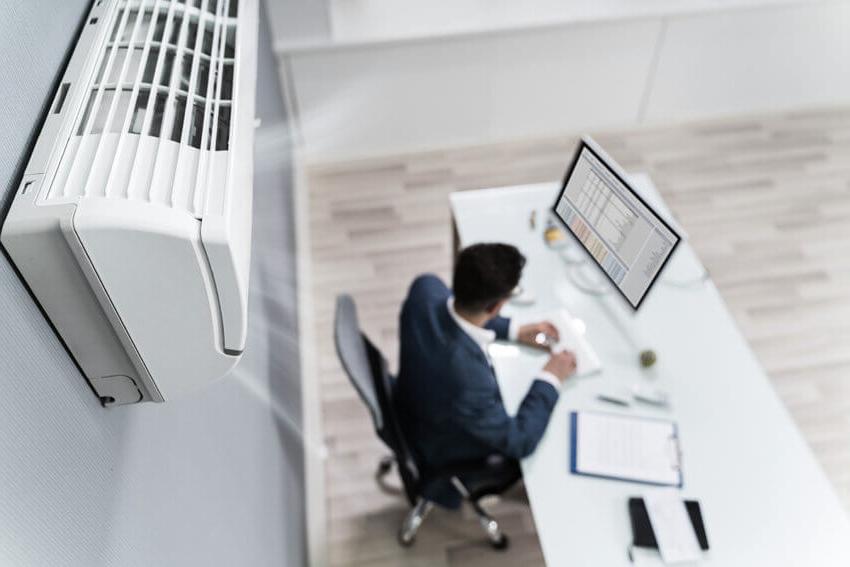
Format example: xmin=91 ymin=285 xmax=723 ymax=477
xmin=334 ymin=294 xmax=421 ymax=504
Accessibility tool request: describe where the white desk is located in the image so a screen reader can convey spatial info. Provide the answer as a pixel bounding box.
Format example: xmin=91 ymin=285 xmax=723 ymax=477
xmin=449 ymin=177 xmax=850 ymax=566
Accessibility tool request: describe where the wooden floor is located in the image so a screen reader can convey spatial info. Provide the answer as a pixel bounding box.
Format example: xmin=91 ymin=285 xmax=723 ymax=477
xmin=306 ymin=105 xmax=850 ymax=566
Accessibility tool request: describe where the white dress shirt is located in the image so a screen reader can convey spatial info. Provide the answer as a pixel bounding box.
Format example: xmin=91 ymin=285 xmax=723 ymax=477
xmin=447 ymin=298 xmax=562 ymax=391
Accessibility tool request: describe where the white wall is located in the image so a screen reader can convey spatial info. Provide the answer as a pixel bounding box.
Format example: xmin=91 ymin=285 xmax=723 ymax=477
xmin=263 ymin=0 xmax=331 ymax=49
xmin=645 ymin=1 xmax=850 ymax=121
xmin=275 ymin=0 xmax=850 ymax=163
xmin=327 ymin=0 xmax=800 ymax=44
xmin=0 ymin=2 xmax=305 ymax=565
xmin=287 ymin=19 xmax=661 ymax=160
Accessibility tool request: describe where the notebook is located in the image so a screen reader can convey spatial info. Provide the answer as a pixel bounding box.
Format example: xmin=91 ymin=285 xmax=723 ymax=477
xmin=629 ymin=497 xmax=710 ymax=551
xmin=570 ymin=411 xmax=682 ymax=487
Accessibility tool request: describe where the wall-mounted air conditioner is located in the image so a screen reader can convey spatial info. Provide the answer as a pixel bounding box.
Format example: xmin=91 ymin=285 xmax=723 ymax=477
xmin=1 ymin=0 xmax=258 ymax=405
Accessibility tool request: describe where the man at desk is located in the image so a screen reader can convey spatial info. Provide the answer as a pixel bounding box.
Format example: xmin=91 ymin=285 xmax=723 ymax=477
xmin=396 ymin=242 xmax=577 ymax=508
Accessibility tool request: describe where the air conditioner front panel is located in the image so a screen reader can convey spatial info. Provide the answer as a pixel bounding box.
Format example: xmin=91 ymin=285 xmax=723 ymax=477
xmin=73 ymin=198 xmax=238 ymax=400
xmin=1 ymin=196 xmax=160 ymax=403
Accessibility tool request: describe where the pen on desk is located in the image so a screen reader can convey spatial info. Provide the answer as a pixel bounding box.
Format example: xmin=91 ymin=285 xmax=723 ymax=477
xmin=596 ymin=394 xmax=631 ymax=407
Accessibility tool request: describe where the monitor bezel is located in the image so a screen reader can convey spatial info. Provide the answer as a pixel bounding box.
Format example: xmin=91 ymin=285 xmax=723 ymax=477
xmin=550 ymin=139 xmax=681 ymax=311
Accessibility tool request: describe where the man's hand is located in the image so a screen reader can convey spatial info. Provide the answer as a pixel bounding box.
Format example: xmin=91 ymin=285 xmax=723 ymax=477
xmin=518 ymin=321 xmax=560 ymax=351
xmin=543 ymin=351 xmax=577 ymax=383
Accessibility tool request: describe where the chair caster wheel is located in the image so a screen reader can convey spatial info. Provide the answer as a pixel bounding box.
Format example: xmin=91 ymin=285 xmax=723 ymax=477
xmin=397 ymin=527 xmax=416 ymax=547
xmin=376 ymin=455 xmax=394 ymax=479
xmin=490 ymin=534 xmax=509 ymax=550
xmin=397 ymin=498 xmax=432 ymax=548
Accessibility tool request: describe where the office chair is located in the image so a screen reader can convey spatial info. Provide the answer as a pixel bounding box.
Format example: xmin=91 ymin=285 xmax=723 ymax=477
xmin=334 ymin=294 xmax=514 ymax=549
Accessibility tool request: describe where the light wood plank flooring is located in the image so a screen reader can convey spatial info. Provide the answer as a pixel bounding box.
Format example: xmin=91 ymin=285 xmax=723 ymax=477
xmin=306 ymin=105 xmax=850 ymax=566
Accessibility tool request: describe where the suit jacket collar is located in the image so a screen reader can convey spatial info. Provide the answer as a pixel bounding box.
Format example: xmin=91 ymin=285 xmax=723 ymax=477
xmin=438 ymin=298 xmax=491 ymax=364
xmin=446 ymin=297 xmax=496 ymax=355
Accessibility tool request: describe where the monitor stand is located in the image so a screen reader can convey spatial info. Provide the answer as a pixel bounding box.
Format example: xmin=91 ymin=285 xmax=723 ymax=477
xmin=558 ymin=250 xmax=658 ymax=371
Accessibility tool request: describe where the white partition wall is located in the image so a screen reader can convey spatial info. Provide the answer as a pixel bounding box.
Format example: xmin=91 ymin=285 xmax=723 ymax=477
xmin=645 ymin=1 xmax=850 ymax=122
xmin=270 ymin=0 xmax=850 ymax=163
xmin=286 ymin=19 xmax=661 ymax=160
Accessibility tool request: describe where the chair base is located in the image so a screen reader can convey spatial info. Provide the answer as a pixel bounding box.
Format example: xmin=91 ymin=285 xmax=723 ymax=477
xmin=379 ymin=457 xmax=512 ymax=550
xmin=396 ymin=496 xmax=509 ymax=550
xmin=394 ymin=474 xmax=510 ymax=550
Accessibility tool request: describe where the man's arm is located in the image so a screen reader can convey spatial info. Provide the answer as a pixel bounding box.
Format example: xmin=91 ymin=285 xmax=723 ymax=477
xmin=484 ymin=316 xmax=513 ymax=341
xmin=488 ymin=317 xmax=564 ymax=352
xmin=450 ymin=355 xmax=559 ymax=460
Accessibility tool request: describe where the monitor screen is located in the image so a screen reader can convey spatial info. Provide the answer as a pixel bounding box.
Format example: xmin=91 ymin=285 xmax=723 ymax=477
xmin=552 ymin=140 xmax=680 ymax=310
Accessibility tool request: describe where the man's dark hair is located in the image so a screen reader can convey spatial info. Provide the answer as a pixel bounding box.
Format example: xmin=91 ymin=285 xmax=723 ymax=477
xmin=453 ymin=243 xmax=526 ymax=313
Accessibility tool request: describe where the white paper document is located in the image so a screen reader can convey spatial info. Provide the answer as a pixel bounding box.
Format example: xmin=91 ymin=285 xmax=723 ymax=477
xmin=571 ymin=411 xmax=682 ymax=486
xmin=644 ymin=491 xmax=702 ymax=564
xmin=550 ymin=309 xmax=601 ymax=376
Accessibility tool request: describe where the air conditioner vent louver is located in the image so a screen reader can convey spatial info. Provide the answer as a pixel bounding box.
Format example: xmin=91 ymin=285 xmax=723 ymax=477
xmin=46 ymin=0 xmax=240 ymax=218
xmin=2 ymin=0 xmax=257 ymax=405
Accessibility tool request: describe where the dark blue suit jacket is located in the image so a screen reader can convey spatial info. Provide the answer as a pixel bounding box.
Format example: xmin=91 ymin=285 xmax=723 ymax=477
xmin=395 ymin=274 xmax=559 ymax=507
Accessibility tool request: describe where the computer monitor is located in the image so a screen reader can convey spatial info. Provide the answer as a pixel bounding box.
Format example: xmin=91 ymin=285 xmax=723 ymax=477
xmin=552 ymin=138 xmax=681 ymax=310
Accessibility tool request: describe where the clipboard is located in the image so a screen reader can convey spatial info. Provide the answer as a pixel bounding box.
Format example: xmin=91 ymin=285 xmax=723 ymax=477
xmin=569 ymin=411 xmax=683 ymax=487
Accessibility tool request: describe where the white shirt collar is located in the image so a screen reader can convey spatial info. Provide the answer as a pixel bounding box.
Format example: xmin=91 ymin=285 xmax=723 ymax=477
xmin=447 ymin=297 xmax=496 ymax=355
